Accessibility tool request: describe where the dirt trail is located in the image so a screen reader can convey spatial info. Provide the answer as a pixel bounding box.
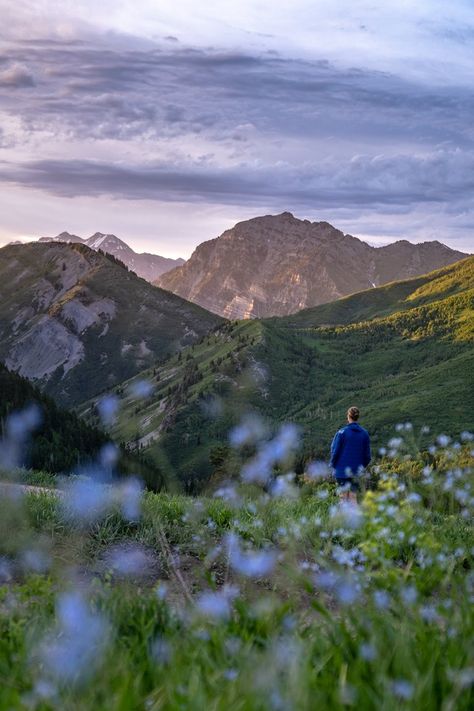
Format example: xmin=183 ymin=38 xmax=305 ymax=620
xmin=0 ymin=481 xmax=61 ymax=497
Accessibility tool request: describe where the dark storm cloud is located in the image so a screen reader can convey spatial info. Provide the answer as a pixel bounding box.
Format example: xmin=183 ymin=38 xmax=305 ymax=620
xmin=2 ymin=148 xmax=473 ymax=210
xmin=1 ymin=39 xmax=473 ymax=146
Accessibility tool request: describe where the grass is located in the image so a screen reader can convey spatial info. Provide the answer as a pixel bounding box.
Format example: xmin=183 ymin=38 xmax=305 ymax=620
xmin=0 ymin=438 xmax=473 ymax=709
xmin=258 ymin=301 xmax=473 ymax=454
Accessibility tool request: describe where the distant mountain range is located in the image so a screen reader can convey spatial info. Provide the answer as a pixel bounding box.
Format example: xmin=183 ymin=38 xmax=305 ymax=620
xmin=38 ymin=231 xmax=185 ymax=282
xmin=157 ymin=212 xmax=467 ymax=318
xmin=8 ymin=215 xmax=467 ymax=317
xmin=0 ymin=242 xmax=222 ymax=405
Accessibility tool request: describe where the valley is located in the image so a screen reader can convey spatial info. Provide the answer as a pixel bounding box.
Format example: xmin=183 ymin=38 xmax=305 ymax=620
xmin=80 ymin=256 xmax=474 ymax=492
xmin=1 ymin=238 xmax=472 ymax=493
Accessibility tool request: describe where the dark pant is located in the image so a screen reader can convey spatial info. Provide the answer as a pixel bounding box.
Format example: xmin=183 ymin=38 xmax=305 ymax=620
xmin=335 ymin=477 xmax=360 ymax=493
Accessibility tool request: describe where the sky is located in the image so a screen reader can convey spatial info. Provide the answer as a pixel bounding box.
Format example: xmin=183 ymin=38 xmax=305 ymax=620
xmin=0 ymin=1 xmax=473 ymax=258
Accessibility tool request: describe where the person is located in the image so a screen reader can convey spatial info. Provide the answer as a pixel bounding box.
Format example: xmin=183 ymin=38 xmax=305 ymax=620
xmin=330 ymin=406 xmax=371 ymax=502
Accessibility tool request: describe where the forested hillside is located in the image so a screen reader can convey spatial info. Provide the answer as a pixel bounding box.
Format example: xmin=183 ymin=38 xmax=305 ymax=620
xmin=0 ymin=362 xmax=165 ymax=484
xmin=0 ymin=362 xmax=106 ymax=472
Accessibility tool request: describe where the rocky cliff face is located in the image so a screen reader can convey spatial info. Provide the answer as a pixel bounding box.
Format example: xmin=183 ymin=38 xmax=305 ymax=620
xmin=38 ymin=232 xmax=184 ymax=282
xmin=157 ymin=213 xmax=466 ymax=318
xmin=0 ymin=242 xmax=221 ymax=405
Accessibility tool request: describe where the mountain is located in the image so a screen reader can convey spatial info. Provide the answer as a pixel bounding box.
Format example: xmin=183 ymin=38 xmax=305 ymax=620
xmin=156 ymin=212 xmax=467 ymax=318
xmin=38 ymin=231 xmax=185 ymax=282
xmin=39 ymin=231 xmax=84 ymax=245
xmin=0 ymin=242 xmax=222 ymax=406
xmin=86 ymin=256 xmax=474 ymax=492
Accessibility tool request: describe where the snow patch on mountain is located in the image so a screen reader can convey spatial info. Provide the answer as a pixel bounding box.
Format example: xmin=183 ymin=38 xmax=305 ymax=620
xmin=87 ymin=234 xmax=108 ymax=250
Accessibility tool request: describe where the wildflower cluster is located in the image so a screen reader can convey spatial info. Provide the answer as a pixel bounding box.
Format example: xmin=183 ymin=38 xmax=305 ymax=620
xmin=0 ymin=402 xmax=473 ymax=709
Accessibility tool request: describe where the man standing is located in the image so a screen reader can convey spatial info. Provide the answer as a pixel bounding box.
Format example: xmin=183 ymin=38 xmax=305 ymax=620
xmin=330 ymin=406 xmax=371 ymax=502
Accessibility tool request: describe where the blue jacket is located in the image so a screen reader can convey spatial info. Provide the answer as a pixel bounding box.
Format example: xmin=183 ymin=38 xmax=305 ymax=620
xmin=330 ymin=422 xmax=371 ymax=479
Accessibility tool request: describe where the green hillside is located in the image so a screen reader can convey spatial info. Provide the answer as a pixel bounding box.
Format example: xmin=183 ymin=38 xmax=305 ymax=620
xmin=280 ymin=256 xmax=474 ymax=328
xmin=78 ymin=319 xmax=263 ymax=491
xmin=80 ymin=257 xmax=474 ymax=491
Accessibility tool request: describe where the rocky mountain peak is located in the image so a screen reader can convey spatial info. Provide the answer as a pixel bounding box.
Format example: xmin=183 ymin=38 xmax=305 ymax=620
xmin=58 ymin=231 xmax=79 ymax=240
xmin=157 ymin=213 xmax=466 ymax=319
xmin=86 ymin=232 xmax=132 ymax=253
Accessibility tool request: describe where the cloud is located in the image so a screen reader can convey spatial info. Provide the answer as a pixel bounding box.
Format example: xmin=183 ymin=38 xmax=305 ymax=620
xmin=1 ymin=39 xmax=472 ymax=148
xmin=0 ymin=25 xmax=472 ymax=251
xmin=1 ymin=148 xmax=473 ymax=212
xmin=4 ymin=2 xmax=473 ymax=85
xmin=0 ymin=63 xmax=35 ymax=88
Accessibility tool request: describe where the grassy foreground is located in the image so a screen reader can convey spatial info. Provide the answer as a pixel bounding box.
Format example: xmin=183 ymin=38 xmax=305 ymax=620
xmin=0 ymin=431 xmax=473 ymax=710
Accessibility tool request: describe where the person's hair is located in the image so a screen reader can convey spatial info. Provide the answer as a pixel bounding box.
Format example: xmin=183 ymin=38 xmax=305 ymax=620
xmin=347 ymin=406 xmax=360 ymax=421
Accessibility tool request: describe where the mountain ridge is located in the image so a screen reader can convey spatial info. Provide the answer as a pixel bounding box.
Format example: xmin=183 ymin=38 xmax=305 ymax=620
xmin=38 ymin=231 xmax=185 ymax=282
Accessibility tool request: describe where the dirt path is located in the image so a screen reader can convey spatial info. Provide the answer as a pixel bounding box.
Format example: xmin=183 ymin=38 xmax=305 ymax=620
xmin=0 ymin=481 xmax=61 ymax=497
